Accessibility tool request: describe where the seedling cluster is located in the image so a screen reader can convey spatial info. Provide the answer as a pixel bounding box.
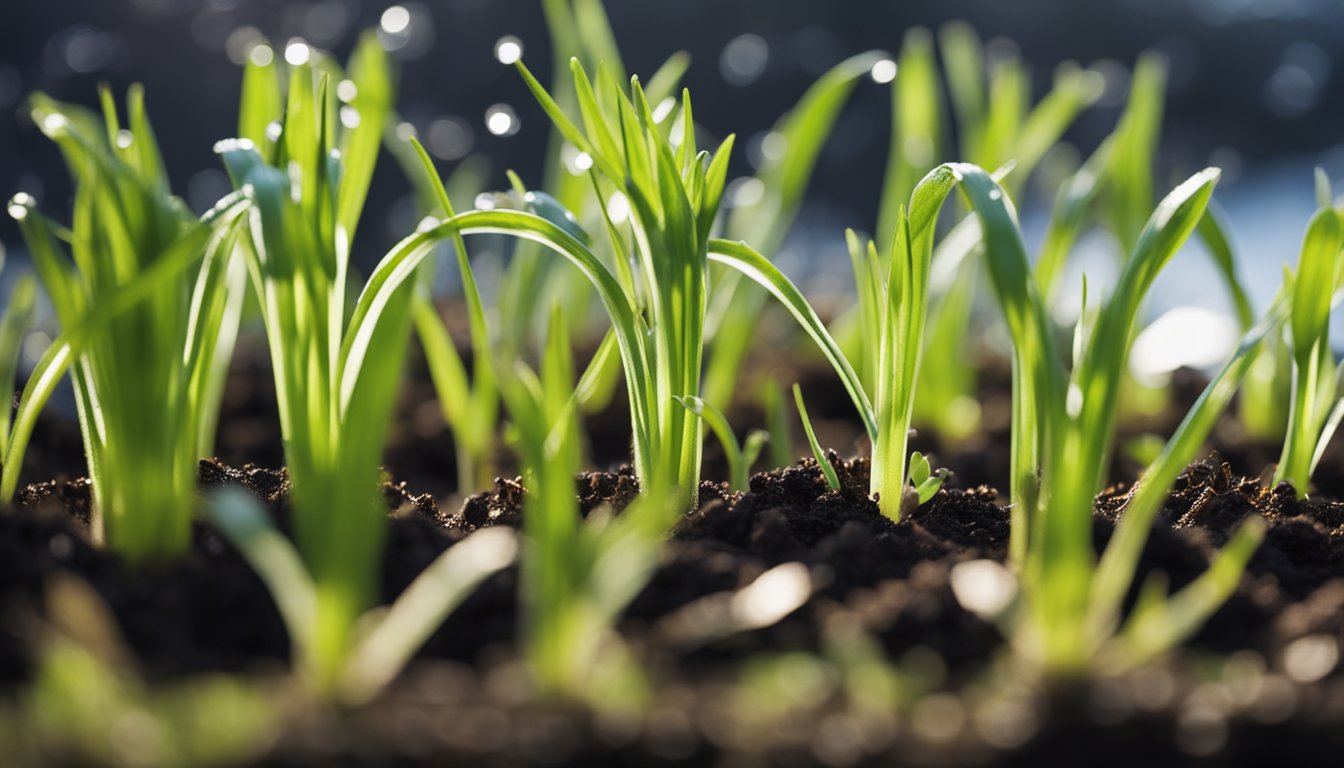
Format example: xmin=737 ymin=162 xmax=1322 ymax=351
xmin=2 ymin=0 xmax=1341 ymax=737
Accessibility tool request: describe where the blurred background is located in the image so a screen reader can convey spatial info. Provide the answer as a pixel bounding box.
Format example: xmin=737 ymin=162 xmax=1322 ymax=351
xmin=3 ymin=0 xmax=1344 ymax=316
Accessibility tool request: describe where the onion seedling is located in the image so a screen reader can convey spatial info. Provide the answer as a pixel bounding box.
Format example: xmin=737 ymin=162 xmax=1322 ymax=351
xmin=206 ymin=487 xmax=517 ymax=704
xmin=701 ymin=50 xmax=889 ymax=411
xmin=215 ymin=33 xmax=431 ymax=689
xmin=1274 ymin=184 xmax=1344 ymax=496
xmin=914 ymin=163 xmax=1271 ymax=672
xmin=749 ymin=161 xmax=1274 ymax=672
xmin=510 ymin=56 xmax=735 ymax=504
xmin=497 ymin=0 xmax=689 ymax=360
xmin=8 ymin=89 xmax=249 ymax=561
xmin=901 ymin=26 xmax=1101 ymax=442
xmin=499 ymin=304 xmax=659 ymax=700
xmin=0 ymin=274 xmax=37 ymax=477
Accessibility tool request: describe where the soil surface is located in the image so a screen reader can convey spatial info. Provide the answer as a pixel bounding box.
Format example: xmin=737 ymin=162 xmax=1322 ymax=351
xmin=3 ymin=332 xmax=1344 ymax=765
xmin=1 ymin=449 xmax=1343 ymax=766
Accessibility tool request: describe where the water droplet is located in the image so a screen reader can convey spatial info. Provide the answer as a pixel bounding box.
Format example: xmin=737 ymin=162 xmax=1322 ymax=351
xmin=115 ymin=129 xmax=133 ymax=149
xmin=484 ymin=104 xmax=519 ymax=137
xmin=870 ymin=58 xmax=897 ymax=84
xmin=249 ymin=44 xmax=274 ymax=67
xmin=284 ymin=39 xmax=311 ymax=66
xmin=265 ymin=121 xmax=283 ymax=143
xmin=40 ymin=113 xmax=69 ymax=136
xmin=336 ymin=79 xmax=358 ymax=103
xmin=7 ymin=193 xmax=34 ymax=220
xmin=720 ymin=33 xmax=769 ymax=86
xmin=340 ymin=106 xmax=361 ymax=129
xmin=427 ymin=116 xmax=473 ymax=160
xmin=380 ymin=5 xmax=411 ymax=35
xmin=606 ymin=191 xmax=630 ymax=224
xmin=494 ymin=35 xmax=522 ymax=65
xmin=395 ymin=121 xmax=417 ymax=142
xmin=573 ymin=151 xmax=593 ymax=171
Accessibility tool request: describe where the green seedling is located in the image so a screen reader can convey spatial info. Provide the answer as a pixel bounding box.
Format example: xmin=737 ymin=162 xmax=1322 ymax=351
xmin=206 ymin=488 xmax=516 ymax=704
xmin=702 ymin=50 xmax=888 ymax=411
xmin=793 ymin=384 xmax=841 ymax=491
xmin=499 ymin=304 xmax=657 ymax=703
xmin=8 ymin=89 xmax=249 ymax=561
xmin=1274 ymin=177 xmax=1344 ymax=496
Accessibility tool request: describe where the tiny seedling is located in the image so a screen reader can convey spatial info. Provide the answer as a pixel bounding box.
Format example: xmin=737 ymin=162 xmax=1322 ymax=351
xmin=0 ymin=274 xmax=37 ymax=478
xmin=676 ymin=395 xmax=768 ymax=492
xmin=792 ymin=384 xmax=841 ymax=491
xmin=206 ymin=488 xmax=516 ymax=704
xmin=1274 ymin=176 xmax=1344 ymax=497
xmin=702 ymin=50 xmax=888 ymax=411
xmin=216 ymin=33 xmax=413 ymax=688
xmin=498 ymin=304 xmax=658 ymax=702
xmin=9 ymin=88 xmax=249 ymax=561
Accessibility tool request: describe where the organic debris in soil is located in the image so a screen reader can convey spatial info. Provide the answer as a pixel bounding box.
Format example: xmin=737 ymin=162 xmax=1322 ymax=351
xmin=1 ymin=455 xmax=1343 ymax=764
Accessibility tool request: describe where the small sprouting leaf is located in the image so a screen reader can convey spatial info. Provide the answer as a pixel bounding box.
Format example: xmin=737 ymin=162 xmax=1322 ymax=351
xmin=793 ymin=384 xmax=841 ymax=491
xmin=909 ymin=451 xmax=931 ymax=486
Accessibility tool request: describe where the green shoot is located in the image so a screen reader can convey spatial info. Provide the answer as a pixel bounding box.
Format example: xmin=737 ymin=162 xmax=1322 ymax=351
xmin=498 ymin=0 xmax=687 ymax=356
xmin=500 ymin=303 xmax=658 ymax=701
xmin=404 ymin=138 xmax=500 ymax=497
xmin=1275 ymin=198 xmax=1344 ymax=496
xmin=206 ymin=488 xmax=516 ymax=704
xmin=511 ymin=56 xmax=734 ymax=503
xmin=9 ymin=88 xmax=248 ymax=561
xmin=215 ymin=33 xmax=409 ymax=689
xmin=702 ymin=51 xmax=886 ymax=411
xmin=754 ymin=161 xmax=1267 ymax=673
xmin=0 ymin=274 xmax=37 ymax=470
xmin=676 ymin=396 xmax=767 ymax=492
xmin=907 ymin=451 xmax=948 ymax=508
xmin=793 ymin=384 xmax=841 ymax=491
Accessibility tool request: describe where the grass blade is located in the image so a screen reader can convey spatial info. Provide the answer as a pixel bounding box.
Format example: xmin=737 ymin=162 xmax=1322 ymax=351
xmin=793 ymin=384 xmax=840 ymax=490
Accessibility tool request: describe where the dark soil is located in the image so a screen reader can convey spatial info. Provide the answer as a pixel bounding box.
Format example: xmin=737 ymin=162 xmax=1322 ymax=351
xmin=3 ymin=329 xmax=1344 ymax=765
xmin=1 ymin=447 xmax=1343 ymax=765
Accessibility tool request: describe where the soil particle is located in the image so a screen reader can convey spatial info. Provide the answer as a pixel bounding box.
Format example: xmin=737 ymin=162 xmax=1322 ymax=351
xmin=3 ymin=445 xmax=1344 ymax=765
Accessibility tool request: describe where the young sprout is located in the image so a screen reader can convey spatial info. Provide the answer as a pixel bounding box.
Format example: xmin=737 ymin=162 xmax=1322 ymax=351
xmin=8 ymin=88 xmax=249 ymax=561
xmin=906 ymin=451 xmax=948 ymax=511
xmin=206 ymin=487 xmax=516 ymax=704
xmin=792 ymin=384 xmax=841 ymax=491
xmin=702 ymin=50 xmax=889 ymax=411
xmin=1274 ymin=181 xmax=1344 ymax=496
xmin=497 ymin=0 xmax=689 ymax=362
xmin=497 ymin=304 xmax=658 ymax=700
xmin=758 ymin=160 xmax=1274 ymax=673
xmin=511 ymin=56 xmax=735 ymax=504
xmin=0 ymin=274 xmax=37 ymax=476
xmin=215 ymin=33 xmax=411 ymax=689
xmin=675 ymin=396 xmax=767 ymax=492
